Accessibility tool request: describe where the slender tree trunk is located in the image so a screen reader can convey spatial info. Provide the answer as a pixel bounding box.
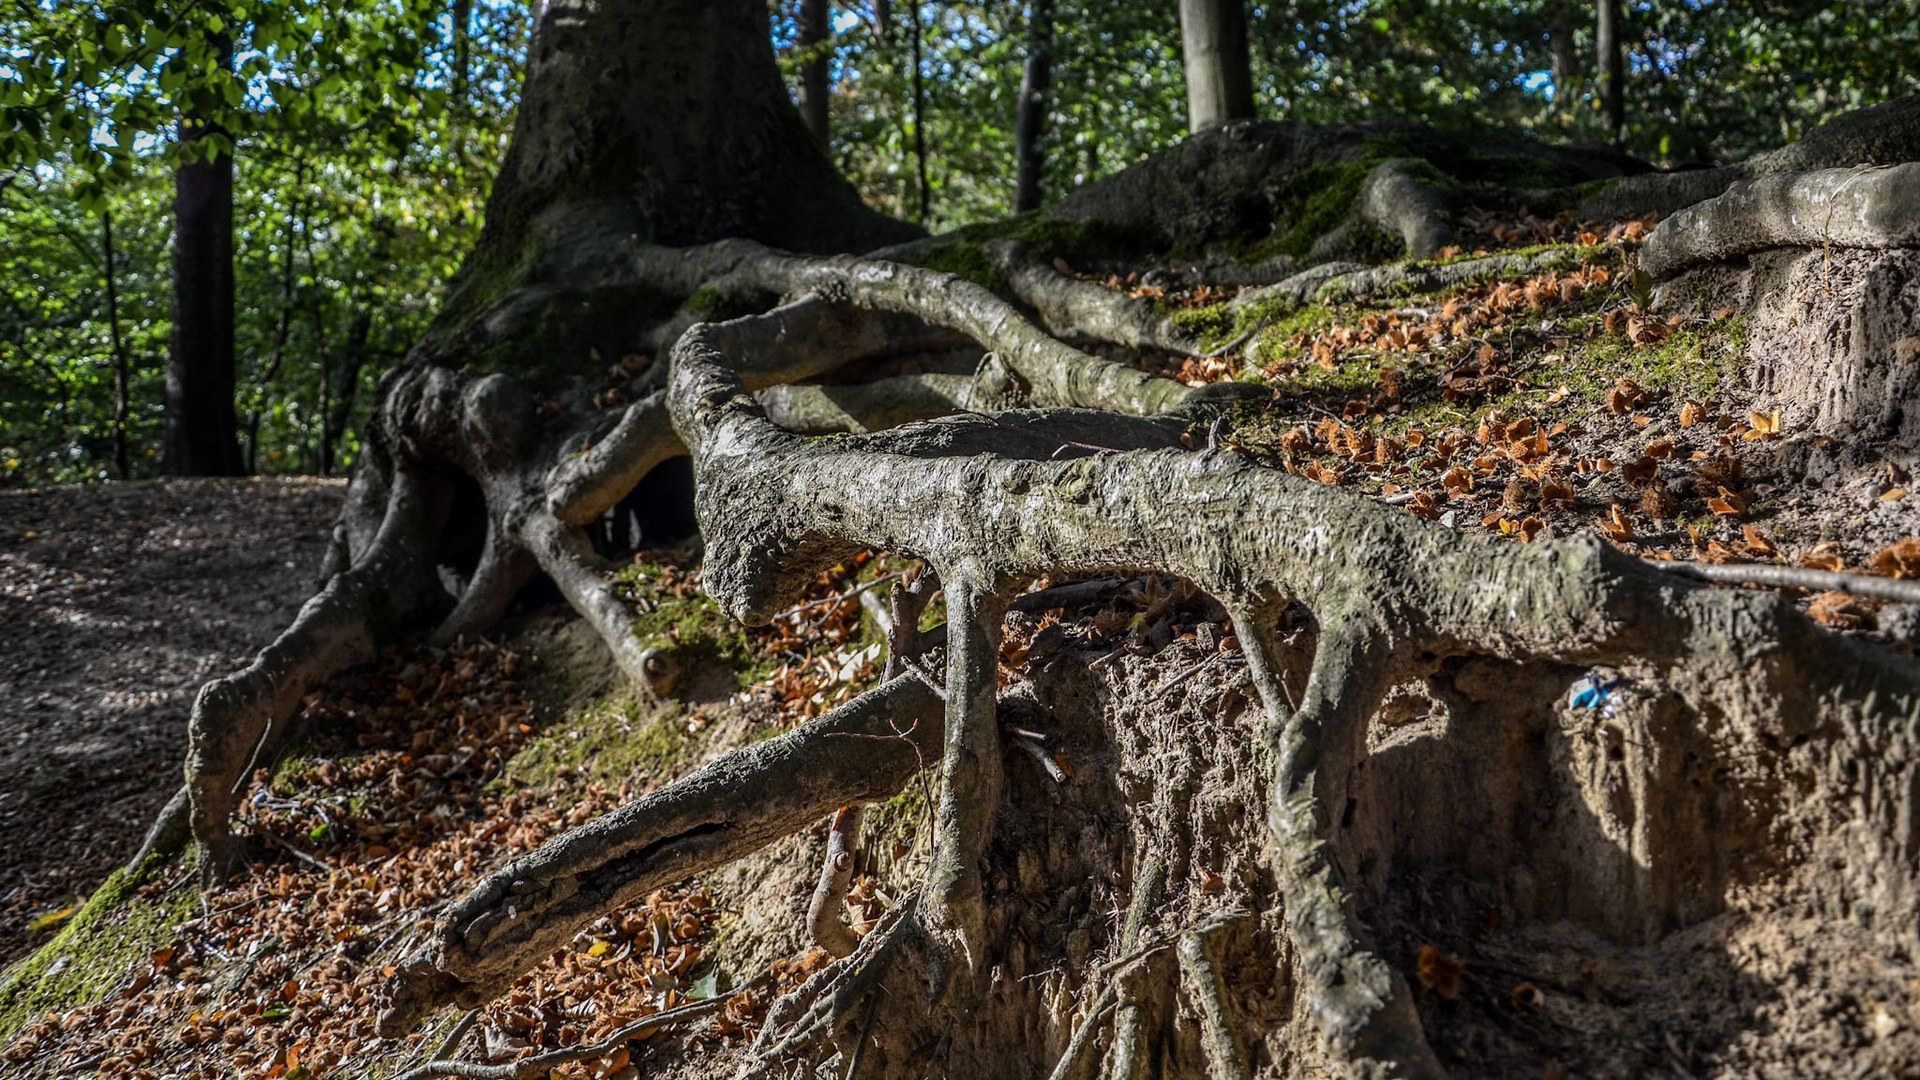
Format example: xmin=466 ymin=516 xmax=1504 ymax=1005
xmin=1178 ymin=0 xmax=1255 ymax=134
xmin=1013 ymin=0 xmax=1053 ymax=213
xmin=909 ymin=2 xmax=930 ymax=224
xmin=452 ymin=0 xmax=473 ymax=155
xmin=245 ymin=181 xmax=306 ymax=473
xmin=797 ymin=0 xmax=831 ymax=148
xmin=102 ymin=211 xmax=131 ymax=480
xmin=163 ymin=33 xmax=243 ymax=477
xmin=321 ymin=308 xmax=370 ymax=477
xmin=1596 ymin=0 xmax=1624 ymax=145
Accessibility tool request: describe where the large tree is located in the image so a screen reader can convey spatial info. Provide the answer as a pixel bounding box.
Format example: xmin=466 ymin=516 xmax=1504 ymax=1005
xmin=118 ymin=1 xmax=1920 ymax=1077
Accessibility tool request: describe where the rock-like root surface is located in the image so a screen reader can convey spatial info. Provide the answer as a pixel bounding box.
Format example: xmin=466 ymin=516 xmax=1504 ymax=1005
xmin=144 ymin=110 xmax=1920 ymax=1075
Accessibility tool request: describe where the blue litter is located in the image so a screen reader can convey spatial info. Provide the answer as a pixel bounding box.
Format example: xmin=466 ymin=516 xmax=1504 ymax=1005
xmin=1567 ymin=673 xmax=1620 ymax=715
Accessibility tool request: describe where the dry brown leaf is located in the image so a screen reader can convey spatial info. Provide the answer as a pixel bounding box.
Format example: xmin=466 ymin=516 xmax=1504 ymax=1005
xmin=1870 ymin=539 xmax=1920 ymax=579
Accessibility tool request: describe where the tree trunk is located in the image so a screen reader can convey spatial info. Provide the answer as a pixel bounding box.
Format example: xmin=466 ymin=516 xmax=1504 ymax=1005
xmin=796 ymin=0 xmax=831 ymax=149
xmin=909 ymin=1 xmax=931 ymax=224
xmin=416 ymin=0 xmax=913 ymax=368
xmin=1013 ymin=0 xmax=1054 ymax=213
xmin=1596 ymin=0 xmax=1624 ymax=144
xmin=162 ymin=33 xmax=243 ymax=478
xmin=102 ymin=211 xmax=131 ymax=480
xmin=1178 ymin=0 xmax=1255 ymax=134
xmin=320 ymin=308 xmax=370 ymax=477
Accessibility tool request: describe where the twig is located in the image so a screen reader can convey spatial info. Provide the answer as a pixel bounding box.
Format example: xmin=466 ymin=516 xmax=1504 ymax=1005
xmin=1014 ymin=734 xmax=1067 ymax=784
xmin=777 ymin=572 xmax=902 ymax=620
xmin=1647 ymin=559 xmax=1920 ymax=605
xmin=394 ymin=982 xmax=758 ymax=1080
xmin=1148 ymin=652 xmax=1219 ymax=697
xmin=258 ymin=829 xmax=332 ymax=873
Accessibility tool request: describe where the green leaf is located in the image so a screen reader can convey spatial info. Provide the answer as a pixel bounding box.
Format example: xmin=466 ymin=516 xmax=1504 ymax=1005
xmin=686 ymin=970 xmax=721 ymax=1000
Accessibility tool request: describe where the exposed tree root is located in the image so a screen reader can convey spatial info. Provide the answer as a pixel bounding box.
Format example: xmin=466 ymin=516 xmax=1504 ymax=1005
xmin=135 ymin=98 xmax=1920 ymax=1077
xmin=1177 ymin=910 xmax=1254 ymax=1080
xmin=1573 ymin=95 xmax=1920 ymax=220
xmin=182 ymin=464 xmax=451 ymax=881
xmin=378 ymin=673 xmax=946 ymax=1033
xmin=1357 ymin=159 xmax=1454 ymax=261
xmin=1639 ymin=163 xmax=1920 ymax=279
xmin=992 ymin=239 xmax=1210 ymax=356
xmin=807 ymin=805 xmax=866 ymax=958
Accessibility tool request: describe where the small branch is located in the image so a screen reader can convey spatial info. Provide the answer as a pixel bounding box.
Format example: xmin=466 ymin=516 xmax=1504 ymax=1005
xmin=1648 ymin=558 xmax=1920 ymax=605
xmin=1013 ymin=734 xmax=1067 ymax=784
xmin=392 ymin=987 xmax=750 ymax=1080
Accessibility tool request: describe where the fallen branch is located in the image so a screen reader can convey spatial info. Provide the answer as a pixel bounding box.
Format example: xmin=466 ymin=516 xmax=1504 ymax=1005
xmin=1648 ymin=557 xmax=1920 ymax=605
xmin=392 ymin=984 xmax=755 ymax=1080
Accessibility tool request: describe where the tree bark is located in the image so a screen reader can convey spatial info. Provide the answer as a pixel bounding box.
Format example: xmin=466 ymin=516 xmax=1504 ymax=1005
xmin=415 ymin=0 xmax=915 ymax=370
xmin=1596 ymin=0 xmax=1624 ymax=144
xmin=320 ymin=308 xmax=371 ymax=477
xmin=796 ymin=0 xmax=831 ymax=149
xmin=1178 ymin=0 xmax=1255 ymax=134
xmin=1013 ymin=0 xmax=1054 ymax=212
xmin=102 ymin=211 xmax=131 ymax=480
xmin=909 ymin=1 xmax=931 ymax=223
xmin=162 ymin=33 xmax=243 ymax=478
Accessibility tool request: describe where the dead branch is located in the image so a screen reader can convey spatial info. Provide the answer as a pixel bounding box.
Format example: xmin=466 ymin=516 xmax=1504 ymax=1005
xmin=392 ymin=987 xmax=751 ymax=1080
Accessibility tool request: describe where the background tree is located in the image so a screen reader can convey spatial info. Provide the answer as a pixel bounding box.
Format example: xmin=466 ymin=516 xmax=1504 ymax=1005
xmin=162 ymin=29 xmax=241 ymax=477
xmin=1179 ymin=0 xmax=1256 ymax=132
xmin=1012 ymin=0 xmax=1053 ymax=211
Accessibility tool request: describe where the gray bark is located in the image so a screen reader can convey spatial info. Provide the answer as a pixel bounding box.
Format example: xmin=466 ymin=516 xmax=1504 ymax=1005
xmin=1014 ymin=0 xmax=1054 ymax=212
xmin=796 ymin=0 xmax=830 ymax=148
xmin=1596 ymin=0 xmax=1623 ymax=144
xmin=1178 ymin=0 xmax=1256 ymax=134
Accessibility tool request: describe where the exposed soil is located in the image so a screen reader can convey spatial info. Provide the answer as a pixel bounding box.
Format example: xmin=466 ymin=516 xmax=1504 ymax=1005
xmin=0 ymin=477 xmax=344 ymax=968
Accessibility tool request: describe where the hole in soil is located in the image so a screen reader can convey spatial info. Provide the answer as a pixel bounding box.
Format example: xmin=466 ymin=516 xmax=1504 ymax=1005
xmin=591 ymin=456 xmax=699 ymax=559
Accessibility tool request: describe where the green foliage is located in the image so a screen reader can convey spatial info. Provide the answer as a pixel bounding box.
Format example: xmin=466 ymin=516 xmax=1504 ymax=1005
xmin=1 ymin=1 xmax=532 ymax=485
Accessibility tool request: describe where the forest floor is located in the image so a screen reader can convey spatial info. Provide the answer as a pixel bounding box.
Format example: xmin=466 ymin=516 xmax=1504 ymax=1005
xmin=0 ymin=478 xmax=344 ymax=969
xmin=5 ymin=218 xmax=1920 ymax=1079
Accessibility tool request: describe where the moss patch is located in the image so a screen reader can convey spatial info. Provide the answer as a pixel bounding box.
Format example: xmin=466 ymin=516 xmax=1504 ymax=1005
xmin=613 ymin=563 xmax=773 ymax=685
xmin=0 ymin=855 xmax=194 ymax=1042
xmin=503 ymin=694 xmax=694 ymax=791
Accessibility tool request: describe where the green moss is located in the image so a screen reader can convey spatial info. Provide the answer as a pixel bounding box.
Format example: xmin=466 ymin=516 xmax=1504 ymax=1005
xmin=1168 ymin=300 xmax=1235 ymax=344
xmin=1546 ymin=313 xmax=1746 ymax=400
xmin=903 ymin=241 xmax=1008 ymax=293
xmin=947 ymin=212 xmax=1135 ymax=265
xmin=613 ymin=563 xmax=774 ymax=684
xmin=503 ymin=695 xmax=693 ymax=790
xmin=0 ymin=854 xmax=196 ymax=1042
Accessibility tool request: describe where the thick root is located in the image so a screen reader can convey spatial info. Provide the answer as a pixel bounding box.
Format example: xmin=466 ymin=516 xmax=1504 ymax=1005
xmin=378 ymin=673 xmax=945 ymax=1032
xmin=180 ymin=465 xmax=448 ymax=881
xmin=1639 ymin=163 xmax=1920 ymax=279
